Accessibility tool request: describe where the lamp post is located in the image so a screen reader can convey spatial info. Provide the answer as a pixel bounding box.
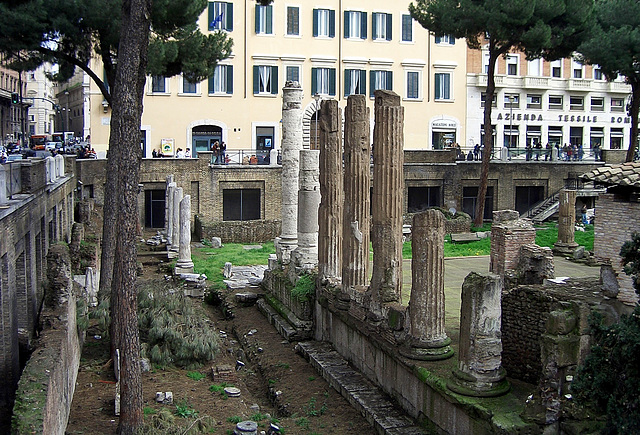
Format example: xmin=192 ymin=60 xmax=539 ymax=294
xmin=313 ymin=93 xmax=320 ymax=150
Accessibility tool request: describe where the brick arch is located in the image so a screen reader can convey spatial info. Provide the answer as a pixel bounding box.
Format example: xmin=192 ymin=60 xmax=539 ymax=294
xmin=302 ymin=99 xmax=348 ymax=149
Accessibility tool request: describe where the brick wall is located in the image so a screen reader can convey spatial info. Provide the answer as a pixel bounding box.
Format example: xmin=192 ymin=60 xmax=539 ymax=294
xmin=490 ymin=222 xmax=536 ymax=276
xmin=594 ymin=192 xmax=640 ymax=304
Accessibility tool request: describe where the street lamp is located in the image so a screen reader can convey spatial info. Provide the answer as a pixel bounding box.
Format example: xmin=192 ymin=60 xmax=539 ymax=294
xmin=313 ymin=93 xmax=320 ymax=150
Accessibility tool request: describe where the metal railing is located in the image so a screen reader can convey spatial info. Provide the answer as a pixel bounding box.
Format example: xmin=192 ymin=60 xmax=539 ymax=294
xmin=210 ymin=149 xmax=280 ymax=166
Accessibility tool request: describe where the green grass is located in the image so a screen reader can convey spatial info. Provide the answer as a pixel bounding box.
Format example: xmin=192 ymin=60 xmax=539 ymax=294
xmin=186 ymin=371 xmax=206 ymax=381
xmin=534 ymin=222 xmax=594 ymax=251
xmin=193 ymin=242 xmax=275 ymax=291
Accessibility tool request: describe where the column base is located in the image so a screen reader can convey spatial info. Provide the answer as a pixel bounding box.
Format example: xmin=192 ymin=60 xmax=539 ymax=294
xmin=175 ymin=261 xmax=194 ymax=275
xmin=400 ymin=336 xmax=454 ymax=361
xmin=447 ymin=367 xmax=510 ymax=397
xmin=553 ymin=242 xmax=579 ymax=255
xmin=275 ymin=237 xmax=297 ymax=264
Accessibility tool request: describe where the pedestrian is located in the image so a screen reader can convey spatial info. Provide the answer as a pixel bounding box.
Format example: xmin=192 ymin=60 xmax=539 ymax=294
xmin=473 ymin=144 xmax=480 ymax=161
xmin=211 ymin=140 xmax=219 ymax=163
xmin=467 ymin=150 xmax=474 ymax=161
xmin=581 ymin=204 xmax=588 ymax=225
xmin=152 ymin=149 xmax=158 ymax=158
xmin=219 ymin=141 xmax=226 ymax=164
xmin=176 ymin=147 xmax=185 ymax=158
xmin=185 ymin=148 xmax=191 ymax=158
xmin=545 ymin=143 xmax=551 ymax=161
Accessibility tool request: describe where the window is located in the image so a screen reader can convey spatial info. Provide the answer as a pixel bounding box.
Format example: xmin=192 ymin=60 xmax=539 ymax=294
xmin=313 ymin=8 xmax=335 ymax=38
xmin=182 ymin=77 xmax=198 ymax=94
xmin=208 ymin=65 xmax=233 ymax=94
xmin=481 ymin=92 xmax=497 ymax=108
xmin=611 ymin=128 xmax=623 ymax=149
xmin=527 ymin=94 xmax=542 ymax=109
xmin=401 ymin=14 xmax=412 ymax=42
xmin=286 ymin=66 xmax=300 ymax=83
xmin=223 ymin=189 xmax=261 ymax=221
xmin=506 ymin=55 xmax=518 ymax=76
xmin=515 ymin=186 xmax=544 ymax=215
xmin=344 ymin=11 xmax=366 ymax=39
xmin=286 ymin=6 xmax=299 ymax=36
xmin=311 ymin=67 xmax=336 ymax=96
xmin=208 ymin=2 xmax=233 ymax=31
xmin=573 ymin=68 xmax=583 ymax=79
xmin=462 ymin=186 xmax=493 ymax=221
xmin=593 ymin=68 xmax=603 ymax=80
xmin=590 ymin=97 xmax=604 ymax=111
xmin=435 ymin=34 xmax=455 ymax=45
xmin=151 ymin=76 xmax=166 ymax=93
xmin=611 ymin=97 xmax=624 ymax=112
xmin=370 ymin=70 xmax=393 ymax=97
xmin=406 ymin=71 xmax=420 ymax=99
xmin=372 ymin=12 xmax=392 ymax=41
xmin=569 ymin=96 xmax=584 ymax=110
xmin=344 ymin=69 xmax=366 ymax=96
xmin=253 ymin=65 xmax=278 ymax=95
xmin=549 ymin=95 xmax=563 ymax=110
xmin=504 ymin=125 xmax=519 ymax=148
xmin=434 ymin=73 xmax=450 ymax=100
xmin=551 ymin=60 xmax=562 ymax=78
xmin=255 ymin=4 xmax=273 ymax=35
xmin=407 ymin=187 xmax=441 ymax=212
xmin=528 ymin=59 xmax=542 ymax=77
xmin=504 ymin=94 xmax=519 ymax=108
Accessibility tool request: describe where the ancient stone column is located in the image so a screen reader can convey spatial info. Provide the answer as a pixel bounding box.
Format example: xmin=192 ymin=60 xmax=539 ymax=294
xmin=448 ymin=272 xmax=510 ymax=397
xmin=554 ymin=189 xmax=578 ymax=254
xmin=164 ymin=175 xmax=174 ymax=236
xmin=291 ymin=150 xmax=320 ymax=272
xmin=370 ymin=90 xmax=404 ymax=304
xmin=276 ymin=81 xmax=304 ymax=263
xmin=318 ymin=99 xmax=343 ymax=282
xmin=401 ymin=210 xmax=453 ymax=360
xmin=169 ymin=186 xmax=183 ymax=258
xmin=342 ymin=95 xmax=371 ymax=291
xmin=489 ymin=210 xmax=536 ymax=276
xmin=166 ymin=182 xmax=176 ymax=249
xmin=176 ymin=195 xmax=194 ymax=274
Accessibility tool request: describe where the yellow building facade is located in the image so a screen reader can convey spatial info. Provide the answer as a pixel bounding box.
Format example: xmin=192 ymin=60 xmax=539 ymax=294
xmin=88 ymin=0 xmax=467 ymax=157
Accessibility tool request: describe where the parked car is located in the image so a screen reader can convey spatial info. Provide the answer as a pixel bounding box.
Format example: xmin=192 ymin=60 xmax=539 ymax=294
xmin=6 ymin=143 xmax=21 ymax=154
xmin=45 ymin=141 xmax=63 ymax=151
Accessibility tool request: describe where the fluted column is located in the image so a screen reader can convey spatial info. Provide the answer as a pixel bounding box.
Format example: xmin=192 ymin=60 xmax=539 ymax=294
xmin=342 ymin=95 xmax=370 ymax=291
xmin=164 ymin=175 xmax=174 ymax=236
xmin=175 ymin=195 xmax=194 ymax=274
xmin=291 ymin=150 xmax=320 ymax=271
xmin=370 ymin=90 xmax=404 ymax=303
xmin=318 ymin=99 xmax=343 ymax=282
xmin=169 ymin=186 xmax=183 ymax=259
xmin=554 ymin=189 xmax=578 ymax=254
xmin=401 ymin=210 xmax=453 ymax=360
xmin=277 ymin=81 xmax=304 ymax=263
xmin=166 ymin=182 xmax=176 ymax=249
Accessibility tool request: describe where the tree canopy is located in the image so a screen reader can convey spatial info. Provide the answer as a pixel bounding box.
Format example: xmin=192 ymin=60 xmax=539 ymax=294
xmin=410 ymin=0 xmax=594 ymax=225
xmin=577 ymin=0 xmax=640 ymax=161
xmin=0 ymin=0 xmax=232 ymax=104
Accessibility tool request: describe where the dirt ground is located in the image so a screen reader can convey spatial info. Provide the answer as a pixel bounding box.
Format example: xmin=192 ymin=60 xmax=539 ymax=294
xmin=65 ymin=246 xmax=373 ymax=434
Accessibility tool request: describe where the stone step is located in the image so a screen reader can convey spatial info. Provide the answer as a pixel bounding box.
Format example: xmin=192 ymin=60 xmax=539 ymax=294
xmin=256 ymin=299 xmax=312 ymax=341
xmin=296 ymin=341 xmax=428 ymax=435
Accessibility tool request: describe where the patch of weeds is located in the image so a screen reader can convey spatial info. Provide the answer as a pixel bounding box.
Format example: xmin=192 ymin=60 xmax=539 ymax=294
xmin=308 ymin=376 xmax=315 ymax=381
xmin=291 ymin=273 xmax=316 ymax=302
xmin=275 ymin=362 xmax=290 ymax=369
xmin=295 ymin=417 xmax=310 ymax=430
xmin=210 ymin=383 xmax=233 ymax=399
xmin=174 ymin=400 xmax=198 ymax=418
xmin=250 ymin=412 xmax=269 ymax=421
xmin=143 ymin=406 xmax=156 ymax=416
xmin=186 ymin=371 xmax=206 ymax=381
xmin=226 ymin=416 xmax=242 ymax=424
xmin=304 ymin=397 xmax=327 ymax=417
xmin=323 ymin=391 xmax=329 ymax=398
xmin=268 ymin=379 xmax=277 ymax=385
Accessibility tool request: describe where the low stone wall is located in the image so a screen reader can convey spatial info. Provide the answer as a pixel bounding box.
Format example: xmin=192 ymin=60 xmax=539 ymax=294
xmin=262 ymin=268 xmax=313 ymax=323
xmin=195 ymin=217 xmax=280 ymax=243
xmin=403 ymin=211 xmax=471 ymax=234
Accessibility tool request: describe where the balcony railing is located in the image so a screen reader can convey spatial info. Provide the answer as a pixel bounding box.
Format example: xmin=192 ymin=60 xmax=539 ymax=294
xmin=209 ymin=149 xmax=281 ymax=166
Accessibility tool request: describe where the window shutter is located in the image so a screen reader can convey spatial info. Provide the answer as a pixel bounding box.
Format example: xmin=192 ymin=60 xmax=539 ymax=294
xmin=311 ymin=68 xmax=318 ymax=95
xmin=361 ymin=12 xmax=367 ymax=39
xmin=450 ymin=36 xmax=455 ymax=44
xmin=434 ymin=74 xmax=441 ymax=99
xmin=329 ymin=10 xmax=335 ymax=38
xmin=226 ymin=3 xmax=233 ymax=31
xmin=371 ymin=13 xmax=377 ymax=39
xmin=435 ymin=35 xmax=441 ymax=44
xmin=208 ymin=74 xmax=214 ymax=94
xmin=208 ymin=3 xmax=215 ymax=31
xmin=255 ymin=5 xmax=260 ymax=33
xmin=344 ymin=11 xmax=350 ymax=38
xmin=360 ymin=70 xmax=366 ymax=94
xmin=344 ymin=69 xmax=350 ymax=96
xmin=271 ymin=66 xmax=278 ymax=94
xmin=370 ymin=70 xmax=375 ymax=97
xmin=226 ymin=65 xmax=233 ymax=94
xmin=386 ymin=71 xmax=393 ymax=90
xmin=444 ymin=74 xmax=450 ymax=99
xmin=313 ymin=9 xmax=319 ymax=37
xmin=402 ymin=15 xmax=412 ymax=41
xmin=266 ymin=5 xmax=272 ymax=34
xmin=329 ymin=68 xmax=336 ymax=96
xmin=386 ymin=14 xmax=392 ymax=41
xmin=253 ymin=66 xmax=259 ymax=94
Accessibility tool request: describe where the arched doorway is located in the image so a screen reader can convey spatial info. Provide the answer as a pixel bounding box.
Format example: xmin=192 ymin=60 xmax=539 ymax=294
xmin=192 ymin=125 xmax=222 ymax=156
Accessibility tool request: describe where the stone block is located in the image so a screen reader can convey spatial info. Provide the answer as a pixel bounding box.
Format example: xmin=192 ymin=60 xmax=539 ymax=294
xmin=211 ymin=237 xmax=222 ymax=248
xmin=541 ymin=334 xmax=580 ymax=368
xmin=546 ymin=310 xmax=576 ymax=335
xmin=600 ymin=264 xmax=619 ymax=298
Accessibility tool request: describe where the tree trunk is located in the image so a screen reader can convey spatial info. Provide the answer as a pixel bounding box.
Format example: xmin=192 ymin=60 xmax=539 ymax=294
xmin=107 ymin=0 xmax=151 ymax=433
xmin=626 ymin=80 xmax=640 ymax=162
xmin=474 ymin=42 xmax=502 ymax=227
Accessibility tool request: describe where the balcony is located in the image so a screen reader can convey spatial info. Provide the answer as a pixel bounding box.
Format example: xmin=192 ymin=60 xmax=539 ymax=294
xmin=568 ymin=79 xmax=591 ymax=91
xmin=609 ymin=81 xmax=631 ymax=93
xmin=523 ymin=76 xmax=550 ymax=89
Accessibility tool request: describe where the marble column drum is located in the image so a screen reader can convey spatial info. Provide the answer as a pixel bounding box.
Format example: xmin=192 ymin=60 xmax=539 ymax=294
xmin=318 ymin=99 xmax=343 ymax=282
xmin=291 ymin=150 xmax=320 ymax=271
xmin=370 ymin=90 xmax=404 ymax=304
xmin=401 ymin=210 xmax=453 ymax=360
xmin=554 ymin=189 xmax=579 ymax=254
xmin=277 ymin=81 xmax=304 ymax=263
xmin=175 ymin=195 xmax=194 ymax=274
xmin=342 ymin=94 xmax=371 ymax=291
xmin=448 ymin=272 xmax=510 ymax=397
xmin=169 ymin=186 xmax=183 ymax=258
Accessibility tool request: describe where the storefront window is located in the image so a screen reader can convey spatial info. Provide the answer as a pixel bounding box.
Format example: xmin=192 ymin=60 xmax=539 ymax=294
xmin=432 ymin=131 xmax=455 ymax=149
xmin=611 ymin=128 xmax=623 ymax=149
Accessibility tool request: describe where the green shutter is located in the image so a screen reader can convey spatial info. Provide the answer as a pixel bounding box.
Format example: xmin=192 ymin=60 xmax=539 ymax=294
xmin=370 ymin=70 xmax=375 ymax=97
xmin=266 ymin=5 xmax=272 ymax=34
xmin=386 ymin=71 xmax=393 ymax=90
xmin=386 ymin=13 xmax=392 ymax=41
xmin=360 ymin=70 xmax=366 ymax=94
xmin=344 ymin=69 xmax=350 ymax=96
xmin=255 ymin=5 xmax=259 ymax=33
xmin=402 ymin=15 xmax=412 ymax=41
xmin=226 ymin=3 xmax=233 ymax=31
xmin=253 ymin=66 xmax=259 ymax=94
xmin=313 ymin=9 xmax=318 ymax=37
xmin=271 ymin=66 xmax=278 ymax=94
xmin=344 ymin=11 xmax=349 ymax=38
xmin=208 ymin=74 xmax=214 ymax=94
xmin=226 ymin=65 xmax=233 ymax=94
xmin=371 ymin=13 xmax=377 ymax=39
xmin=311 ymin=68 xmax=318 ymax=95
xmin=208 ymin=3 xmax=215 ymax=31
xmin=361 ymin=12 xmax=367 ymax=39
xmin=329 ymin=68 xmax=336 ymax=96
xmin=329 ymin=10 xmax=335 ymax=38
